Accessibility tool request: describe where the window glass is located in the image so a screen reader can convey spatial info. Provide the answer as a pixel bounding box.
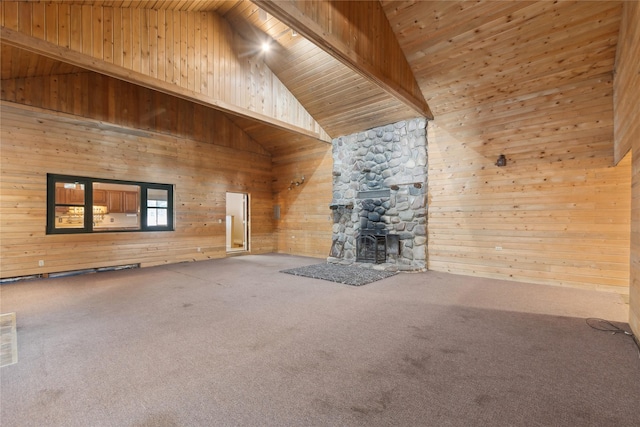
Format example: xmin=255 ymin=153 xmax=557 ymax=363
xmin=93 ymin=183 xmax=141 ymax=231
xmin=147 ymin=188 xmax=169 ymax=227
xmin=54 ymin=206 xmax=85 ymax=229
xmin=54 ymin=182 xmax=85 ymax=229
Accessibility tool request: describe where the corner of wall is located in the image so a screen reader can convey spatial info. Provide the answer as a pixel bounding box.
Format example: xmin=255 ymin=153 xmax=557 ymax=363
xmin=615 ymin=0 xmax=640 ymax=337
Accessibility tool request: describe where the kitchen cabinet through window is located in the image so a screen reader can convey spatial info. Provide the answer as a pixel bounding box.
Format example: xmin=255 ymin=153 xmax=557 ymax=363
xmin=47 ymin=174 xmax=174 ymax=234
xmin=93 ymin=183 xmax=141 ymax=230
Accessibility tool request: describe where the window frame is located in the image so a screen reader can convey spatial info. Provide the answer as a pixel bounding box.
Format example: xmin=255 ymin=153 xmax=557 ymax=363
xmin=47 ymin=174 xmax=174 ymax=234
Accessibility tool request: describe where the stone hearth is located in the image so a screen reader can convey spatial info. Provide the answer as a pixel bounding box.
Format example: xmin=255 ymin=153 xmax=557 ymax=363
xmin=328 ymin=118 xmax=427 ymax=271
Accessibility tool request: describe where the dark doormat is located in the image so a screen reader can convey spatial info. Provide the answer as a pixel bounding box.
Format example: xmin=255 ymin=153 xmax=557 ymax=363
xmin=281 ymin=263 xmax=397 ymax=286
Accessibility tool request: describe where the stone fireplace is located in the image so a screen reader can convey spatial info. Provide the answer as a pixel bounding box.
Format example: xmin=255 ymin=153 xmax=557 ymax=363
xmin=328 ymin=118 xmax=427 ymax=271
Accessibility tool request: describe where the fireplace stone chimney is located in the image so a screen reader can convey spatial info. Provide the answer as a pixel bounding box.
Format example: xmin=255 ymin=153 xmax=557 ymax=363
xmin=328 ymin=118 xmax=428 ymax=271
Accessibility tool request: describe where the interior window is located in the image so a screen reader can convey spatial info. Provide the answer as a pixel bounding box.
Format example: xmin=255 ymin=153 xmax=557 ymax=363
xmin=147 ymin=188 xmax=169 ymax=227
xmin=53 ymin=182 xmax=86 ymax=229
xmin=93 ymin=183 xmax=141 ymax=231
xmin=47 ymin=174 xmax=173 ymax=234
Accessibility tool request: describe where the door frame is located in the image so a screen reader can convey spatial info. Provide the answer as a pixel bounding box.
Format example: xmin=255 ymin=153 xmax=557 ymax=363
xmin=226 ymin=192 xmax=249 ymax=253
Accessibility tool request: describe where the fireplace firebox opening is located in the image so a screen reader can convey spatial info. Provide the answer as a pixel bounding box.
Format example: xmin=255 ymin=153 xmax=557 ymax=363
xmin=356 ymin=233 xmax=387 ymax=264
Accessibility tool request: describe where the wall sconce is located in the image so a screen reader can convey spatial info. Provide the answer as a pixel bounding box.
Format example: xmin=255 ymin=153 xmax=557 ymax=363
xmin=496 ymin=154 xmax=507 ymax=167
xmin=288 ymin=176 xmax=305 ymax=190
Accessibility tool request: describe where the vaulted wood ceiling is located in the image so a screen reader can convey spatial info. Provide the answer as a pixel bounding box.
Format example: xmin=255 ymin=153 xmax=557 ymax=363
xmin=0 ymin=0 xmax=624 ymax=158
xmin=381 ymin=0 xmax=622 ymax=136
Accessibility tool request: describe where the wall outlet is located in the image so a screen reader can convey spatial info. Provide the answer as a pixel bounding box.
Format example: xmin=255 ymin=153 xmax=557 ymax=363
xmin=38 ymin=260 xmax=45 ymax=267
xmin=197 ymin=247 xmax=201 ymax=252
xmin=495 ymin=246 xmax=502 ymax=251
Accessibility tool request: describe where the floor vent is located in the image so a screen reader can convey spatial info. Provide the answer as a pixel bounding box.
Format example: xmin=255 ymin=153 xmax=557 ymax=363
xmin=0 ymin=313 xmax=18 ymax=367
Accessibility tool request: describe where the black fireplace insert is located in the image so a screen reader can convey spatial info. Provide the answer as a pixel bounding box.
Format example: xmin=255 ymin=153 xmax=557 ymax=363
xmin=356 ymin=231 xmax=387 ymax=263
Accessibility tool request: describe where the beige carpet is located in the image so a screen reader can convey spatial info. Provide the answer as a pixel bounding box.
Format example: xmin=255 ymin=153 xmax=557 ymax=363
xmin=1 ymin=254 xmax=638 ymax=426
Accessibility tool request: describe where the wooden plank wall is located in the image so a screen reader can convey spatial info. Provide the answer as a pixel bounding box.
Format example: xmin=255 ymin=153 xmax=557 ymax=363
xmin=613 ymin=1 xmax=640 ymax=164
xmin=0 ymin=1 xmax=326 ymax=139
xmin=0 ymin=95 xmax=274 ymax=278
xmin=1 ymin=71 xmax=270 ymax=155
xmin=427 ymin=74 xmax=632 ymax=292
xmin=614 ymin=1 xmax=640 ymax=336
xmin=272 ymin=142 xmax=333 ymax=258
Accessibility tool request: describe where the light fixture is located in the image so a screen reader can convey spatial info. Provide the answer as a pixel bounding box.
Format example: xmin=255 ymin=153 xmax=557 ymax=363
xmin=496 ymin=154 xmax=507 ymax=167
xmin=261 ymin=41 xmax=271 ymax=52
xmin=288 ymin=176 xmax=305 ymax=190
xmin=291 ymin=29 xmax=298 ymax=37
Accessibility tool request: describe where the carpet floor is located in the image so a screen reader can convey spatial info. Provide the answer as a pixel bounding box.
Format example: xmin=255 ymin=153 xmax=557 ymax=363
xmin=1 ymin=254 xmax=638 ymax=427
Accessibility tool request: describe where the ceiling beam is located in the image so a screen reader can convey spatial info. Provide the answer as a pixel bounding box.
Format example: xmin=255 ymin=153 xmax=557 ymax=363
xmin=0 ymin=26 xmax=331 ymax=143
xmin=254 ymin=0 xmax=433 ymax=120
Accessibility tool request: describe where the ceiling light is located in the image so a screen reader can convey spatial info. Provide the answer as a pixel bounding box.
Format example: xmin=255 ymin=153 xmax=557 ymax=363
xmin=261 ymin=42 xmax=271 ymax=52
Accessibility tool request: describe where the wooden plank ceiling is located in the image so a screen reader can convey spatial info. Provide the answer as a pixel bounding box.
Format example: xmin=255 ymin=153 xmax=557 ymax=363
xmin=26 ymin=0 xmax=241 ymax=14
xmin=381 ymin=0 xmax=622 ymax=157
xmin=224 ymin=1 xmax=423 ymax=137
xmin=1 ymin=1 xmax=624 ymax=157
